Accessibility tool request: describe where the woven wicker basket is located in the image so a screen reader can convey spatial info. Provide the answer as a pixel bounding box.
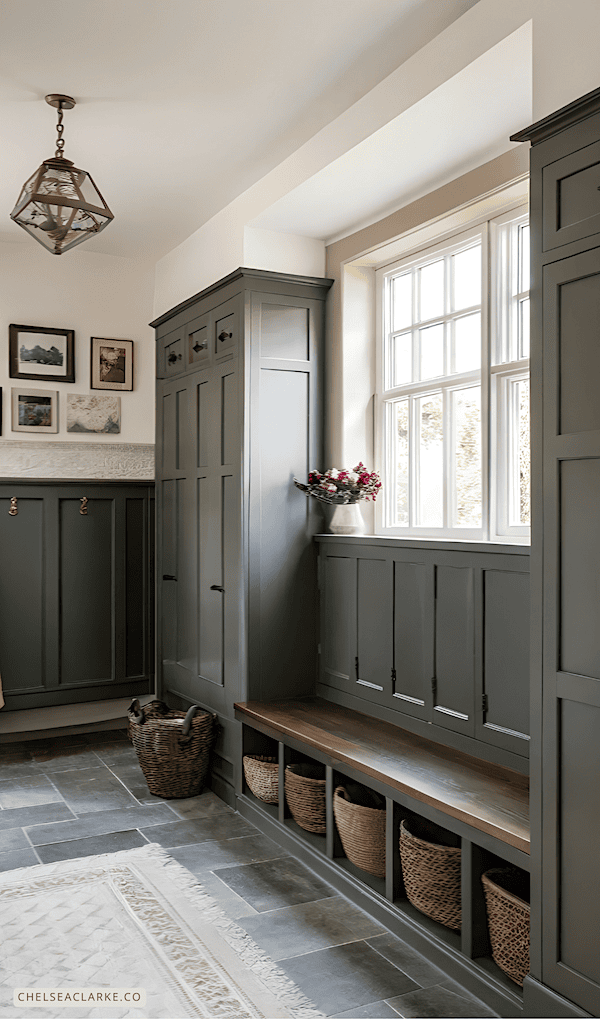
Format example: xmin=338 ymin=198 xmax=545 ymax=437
xmin=284 ymin=763 xmax=326 ymax=833
xmin=399 ymin=817 xmax=462 ymax=930
xmin=127 ymin=699 xmax=216 ymax=799
xmin=481 ymin=868 xmax=530 ymax=986
xmin=243 ymin=754 xmax=279 ymax=804
xmin=333 ymin=786 xmax=386 ymax=878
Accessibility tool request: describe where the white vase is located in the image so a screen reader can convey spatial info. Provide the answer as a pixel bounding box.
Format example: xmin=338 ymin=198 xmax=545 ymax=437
xmin=328 ymin=502 xmax=364 ymax=536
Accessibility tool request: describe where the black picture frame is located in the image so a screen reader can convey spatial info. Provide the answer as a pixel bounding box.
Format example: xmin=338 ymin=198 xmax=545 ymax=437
xmin=9 ymin=324 xmax=75 ymax=383
xmin=90 ymin=337 xmax=134 ymax=391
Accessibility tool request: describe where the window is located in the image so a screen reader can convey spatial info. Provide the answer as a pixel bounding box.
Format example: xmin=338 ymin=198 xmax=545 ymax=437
xmin=375 ymin=206 xmax=529 ymax=543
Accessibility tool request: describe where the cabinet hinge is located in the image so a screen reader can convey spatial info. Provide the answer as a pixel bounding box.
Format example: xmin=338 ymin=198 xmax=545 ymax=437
xmin=317 ymin=643 xmax=321 ymax=656
xmin=431 ymin=676 xmax=437 ymax=696
xmin=482 ymin=693 xmax=489 ymax=714
xmin=355 ymin=656 xmax=359 ymax=679
xmin=391 ymin=667 xmax=396 ymax=686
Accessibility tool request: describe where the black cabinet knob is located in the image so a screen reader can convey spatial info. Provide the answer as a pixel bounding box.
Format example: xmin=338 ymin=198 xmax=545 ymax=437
xmin=162 ymin=574 xmax=177 ymax=581
xmin=210 ymin=584 xmax=225 ymax=592
xmin=168 ymin=352 xmax=182 ymax=364
xmin=218 ymin=330 xmax=233 ymax=343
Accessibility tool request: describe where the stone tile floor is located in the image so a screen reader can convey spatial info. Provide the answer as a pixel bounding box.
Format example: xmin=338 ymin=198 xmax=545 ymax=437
xmin=0 ymin=729 xmax=498 ymax=1019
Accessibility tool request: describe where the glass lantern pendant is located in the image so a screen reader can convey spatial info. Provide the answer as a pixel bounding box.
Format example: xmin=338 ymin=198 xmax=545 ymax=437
xmin=10 ymin=94 xmax=114 ymax=255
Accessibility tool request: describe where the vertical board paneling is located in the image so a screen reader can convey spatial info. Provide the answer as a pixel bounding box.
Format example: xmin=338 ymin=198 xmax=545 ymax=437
xmin=197 ymin=379 xmax=209 ymax=469
xmin=176 ymin=476 xmax=197 ymax=674
xmin=161 ymin=479 xmax=177 ymax=665
xmin=323 ymin=556 xmax=355 ymax=685
xmin=162 ymin=391 xmax=176 ymax=475
xmin=357 ymin=557 xmax=392 ymax=696
xmin=221 ymin=372 xmax=236 ymax=466
xmin=434 ymin=565 xmax=474 ymax=733
xmin=560 ymin=698 xmax=600 ymax=983
xmin=483 ymin=569 xmax=530 ymax=738
xmin=258 ymin=367 xmax=314 ymax=700
xmin=393 ymin=560 xmax=428 ymax=712
xmin=222 ymin=473 xmax=237 ymax=694
xmin=561 ymin=459 xmax=600 ymax=679
xmin=125 ymin=497 xmax=145 ymax=678
xmin=0 ymin=498 xmax=44 ymax=692
xmin=60 ymin=498 xmax=113 ymax=683
xmin=198 ymin=475 xmax=223 ymax=685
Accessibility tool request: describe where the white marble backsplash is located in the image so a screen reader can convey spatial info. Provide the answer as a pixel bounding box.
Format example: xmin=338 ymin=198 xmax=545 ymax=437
xmin=0 ymin=440 xmax=155 ymax=479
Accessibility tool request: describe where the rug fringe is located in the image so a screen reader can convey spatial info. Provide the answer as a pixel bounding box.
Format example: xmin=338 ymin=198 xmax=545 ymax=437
xmin=141 ymin=843 xmax=324 ymax=1018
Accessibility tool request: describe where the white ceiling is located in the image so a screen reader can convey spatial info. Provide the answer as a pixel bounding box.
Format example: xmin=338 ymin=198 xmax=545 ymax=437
xmin=0 ymin=0 xmax=480 ymax=260
xmin=250 ymin=23 xmax=532 ymax=244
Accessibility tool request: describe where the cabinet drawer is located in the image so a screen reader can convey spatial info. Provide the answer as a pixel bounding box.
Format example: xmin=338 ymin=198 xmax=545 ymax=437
xmin=215 ymin=310 xmax=237 ymax=356
xmin=163 ymin=332 xmax=184 ymax=376
xmin=543 ymin=138 xmax=600 ymax=250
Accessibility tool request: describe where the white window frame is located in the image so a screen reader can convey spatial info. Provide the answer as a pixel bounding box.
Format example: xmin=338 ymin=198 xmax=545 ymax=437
xmin=375 ymin=203 xmax=530 ymax=544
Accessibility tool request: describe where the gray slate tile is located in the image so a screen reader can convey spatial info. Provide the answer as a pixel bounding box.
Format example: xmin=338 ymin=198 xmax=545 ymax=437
xmin=92 ymin=744 xmax=140 ymax=767
xmin=0 ymin=828 xmax=30 ymax=852
xmin=25 ymin=803 xmax=178 ymax=845
xmin=332 ymin=1002 xmax=402 ymax=1019
xmin=387 ymin=983 xmax=498 ymax=1018
xmin=165 ymin=790 xmax=238 ymax=820
xmin=237 ymin=896 xmax=370 ymax=960
xmin=215 ymin=856 xmax=336 ymax=912
xmin=0 ymin=761 xmax=44 ymax=780
xmin=153 ymin=833 xmax=286 ymax=873
xmin=102 ymin=762 xmax=159 ymax=803
xmin=278 ymin=941 xmax=420 ymax=1015
xmin=0 ymin=775 xmax=63 ymax=810
xmin=48 ymin=767 xmax=140 ymax=814
xmin=37 ymin=750 xmax=107 ymax=773
xmin=0 ymin=803 xmax=75 ymax=830
xmin=192 ymin=869 xmax=259 ymax=920
xmin=0 ymin=848 xmax=40 ymax=872
xmin=35 ymin=828 xmax=148 ymax=864
xmin=366 ymin=932 xmax=448 ymax=988
xmin=140 ymin=813 xmax=257 ymax=848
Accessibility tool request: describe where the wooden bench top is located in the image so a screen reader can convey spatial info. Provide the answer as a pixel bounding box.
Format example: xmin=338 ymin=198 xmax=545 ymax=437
xmin=235 ymin=697 xmax=530 ymax=855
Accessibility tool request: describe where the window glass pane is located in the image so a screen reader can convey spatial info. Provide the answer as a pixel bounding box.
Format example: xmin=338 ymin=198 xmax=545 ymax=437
xmin=393 ymin=332 xmax=412 ymax=385
xmin=519 ymin=297 xmax=530 ymax=359
xmin=452 ymin=244 xmax=481 ymax=311
xmin=419 ymin=260 xmax=444 ymax=321
xmin=519 ymin=224 xmax=530 ymax=293
xmin=453 ymin=387 xmax=481 ymax=527
xmin=453 ymin=312 xmax=481 ymax=373
xmin=417 ymin=393 xmax=443 ymax=527
xmin=394 ymin=399 xmax=409 ymax=526
xmin=419 ymin=323 xmax=444 ymax=380
xmin=393 ymin=273 xmax=412 ymax=331
xmin=514 ymin=378 xmax=530 ymax=526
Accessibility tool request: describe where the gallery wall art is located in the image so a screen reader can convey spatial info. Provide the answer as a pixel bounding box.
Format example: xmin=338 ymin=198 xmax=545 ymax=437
xmin=66 ymin=393 xmax=121 ymax=434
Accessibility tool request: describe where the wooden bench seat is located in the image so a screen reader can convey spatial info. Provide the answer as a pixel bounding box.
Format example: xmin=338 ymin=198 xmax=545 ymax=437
xmin=235 ymin=697 xmax=530 ymax=855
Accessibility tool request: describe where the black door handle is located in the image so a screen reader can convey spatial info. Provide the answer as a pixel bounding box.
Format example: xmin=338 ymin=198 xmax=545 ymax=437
xmin=210 ymin=584 xmax=225 ymax=592
xmin=163 ymin=574 xmax=177 ymax=581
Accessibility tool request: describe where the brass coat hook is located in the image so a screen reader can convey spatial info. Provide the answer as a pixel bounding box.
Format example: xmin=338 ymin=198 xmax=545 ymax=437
xmin=8 ymin=497 xmax=18 ymax=516
xmin=80 ymin=497 xmax=88 ymax=515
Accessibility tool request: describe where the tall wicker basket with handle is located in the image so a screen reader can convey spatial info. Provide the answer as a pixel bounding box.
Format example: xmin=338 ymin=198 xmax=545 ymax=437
xmin=128 ymin=699 xmax=217 ymax=799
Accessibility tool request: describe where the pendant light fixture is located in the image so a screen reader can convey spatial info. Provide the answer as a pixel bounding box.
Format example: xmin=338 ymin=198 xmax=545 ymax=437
xmin=10 ymin=94 xmax=114 ymax=255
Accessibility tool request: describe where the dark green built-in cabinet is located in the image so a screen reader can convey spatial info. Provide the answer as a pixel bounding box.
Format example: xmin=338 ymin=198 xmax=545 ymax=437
xmin=0 ymin=480 xmax=154 ymax=710
xmin=512 ymin=88 xmax=600 ymax=1018
xmin=151 ymin=268 xmax=332 ymax=800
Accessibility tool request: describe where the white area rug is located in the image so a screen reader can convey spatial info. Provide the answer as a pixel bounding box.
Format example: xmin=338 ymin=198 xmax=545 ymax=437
xmin=0 ymin=843 xmax=323 ymax=1019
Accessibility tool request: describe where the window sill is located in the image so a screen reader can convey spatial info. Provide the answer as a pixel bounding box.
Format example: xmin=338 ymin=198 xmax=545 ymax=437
xmin=315 ymin=533 xmax=531 ymax=556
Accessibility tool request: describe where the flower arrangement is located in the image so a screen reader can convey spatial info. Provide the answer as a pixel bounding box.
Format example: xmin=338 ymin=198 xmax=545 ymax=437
xmin=294 ymin=463 xmax=381 ymax=505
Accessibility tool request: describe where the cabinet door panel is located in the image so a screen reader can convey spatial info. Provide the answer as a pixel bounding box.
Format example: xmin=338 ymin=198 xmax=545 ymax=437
xmin=321 ymin=556 xmax=356 ymax=690
xmin=198 ymin=474 xmax=223 ymax=686
xmin=0 ymin=497 xmax=45 ymax=693
xmin=434 ymin=565 xmax=474 ymax=735
xmin=480 ymin=569 xmax=530 ymax=751
xmin=560 ymin=458 xmax=600 ymax=679
xmin=356 ymin=556 xmax=392 ymax=704
xmin=60 ymin=498 xmax=113 ymax=684
xmin=555 ymin=257 xmax=600 ymax=434
xmin=543 ymin=137 xmax=600 ymax=250
xmin=393 ymin=559 xmax=429 ymax=719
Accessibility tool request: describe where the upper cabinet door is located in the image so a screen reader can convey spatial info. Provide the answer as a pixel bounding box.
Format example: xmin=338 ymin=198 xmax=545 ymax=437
xmin=392 ymin=556 xmax=430 ymax=721
xmin=432 ymin=564 xmax=475 ymax=737
xmin=543 ymin=138 xmax=600 ymax=251
xmin=356 ymin=556 xmax=393 ymax=706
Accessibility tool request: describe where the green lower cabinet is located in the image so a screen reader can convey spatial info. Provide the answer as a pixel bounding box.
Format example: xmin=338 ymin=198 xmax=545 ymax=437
xmin=0 ymin=481 xmax=154 ymax=710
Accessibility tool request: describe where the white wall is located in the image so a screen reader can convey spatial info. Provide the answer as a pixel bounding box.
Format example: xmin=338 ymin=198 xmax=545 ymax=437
xmin=0 ymin=240 xmax=155 ymax=446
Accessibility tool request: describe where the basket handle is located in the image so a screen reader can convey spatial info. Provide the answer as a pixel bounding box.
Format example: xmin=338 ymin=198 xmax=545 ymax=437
xmin=128 ymin=698 xmax=145 ymax=724
xmin=181 ymin=704 xmax=201 ymax=736
xmin=334 ymin=785 xmax=350 ymax=801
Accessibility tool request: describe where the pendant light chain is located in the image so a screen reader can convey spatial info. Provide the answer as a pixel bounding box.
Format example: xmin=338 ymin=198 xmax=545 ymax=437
xmin=55 ymin=104 xmax=65 ymax=159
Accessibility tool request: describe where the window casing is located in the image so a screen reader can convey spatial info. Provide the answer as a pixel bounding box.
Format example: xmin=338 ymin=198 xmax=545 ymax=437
xmin=375 ymin=205 xmax=530 ymax=543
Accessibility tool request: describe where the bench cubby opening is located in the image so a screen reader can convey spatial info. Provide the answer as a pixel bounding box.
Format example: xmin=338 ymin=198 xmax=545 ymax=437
xmin=241 ymin=726 xmax=280 ymax=819
xmin=281 ymin=745 xmax=328 ymax=854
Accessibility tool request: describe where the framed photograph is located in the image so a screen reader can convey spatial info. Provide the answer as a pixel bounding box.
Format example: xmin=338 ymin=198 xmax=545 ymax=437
xmin=9 ymin=324 xmax=75 ymax=383
xmin=11 ymin=387 xmax=58 ymax=433
xmin=91 ymin=337 xmax=133 ymax=391
xmin=66 ymin=393 xmax=121 ymax=434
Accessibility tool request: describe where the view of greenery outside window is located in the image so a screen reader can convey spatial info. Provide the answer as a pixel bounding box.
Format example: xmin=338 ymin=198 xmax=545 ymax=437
xmin=375 ymin=205 xmax=530 ymax=543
